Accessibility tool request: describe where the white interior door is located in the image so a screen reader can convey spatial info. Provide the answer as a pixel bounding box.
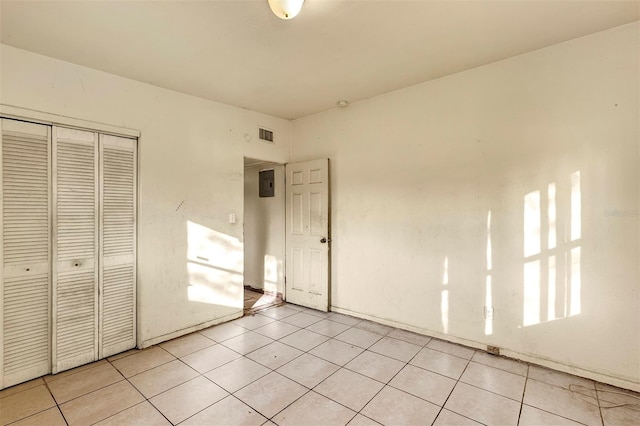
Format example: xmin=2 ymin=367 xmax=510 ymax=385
xmin=52 ymin=127 xmax=99 ymax=373
xmin=285 ymin=159 xmax=330 ymax=311
xmin=99 ymin=134 xmax=137 ymax=358
xmin=0 ymin=119 xmax=51 ymax=388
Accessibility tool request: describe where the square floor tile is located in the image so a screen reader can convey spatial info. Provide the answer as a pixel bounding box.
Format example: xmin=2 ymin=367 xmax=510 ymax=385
xmin=48 ymin=362 xmax=123 ymax=404
xmin=111 ymin=347 xmax=175 ymax=378
xmin=273 ymin=391 xmax=356 ymax=426
xmin=107 ymin=349 xmax=139 ymax=362
xmin=387 ymin=329 xmax=431 ymax=346
xmin=281 ymin=312 xmax=324 ymax=328
xmin=390 ymin=364 xmax=456 ymax=406
xmin=433 ymin=409 xmax=482 ymax=426
xmin=355 ymin=320 xmax=395 ymax=336
xmin=519 ymin=404 xmax=584 ymax=426
xmin=347 ymin=414 xmax=381 ymax=426
xmin=234 ymin=372 xmax=307 ymax=418
xmin=181 ymin=395 xmax=267 ymax=426
xmin=0 ymin=378 xmax=45 ymax=399
xmin=368 ymin=336 xmax=422 ymax=362
xmin=246 ymin=341 xmax=303 ymax=369
xmin=329 ymin=313 xmax=363 ymax=326
xmin=199 ymin=322 xmax=248 ymax=342
xmin=285 ymin=303 xmax=307 ymax=311
xmin=277 ymin=353 xmax=340 ymax=388
xmin=410 ymin=347 xmax=469 ymax=379
xmin=257 ymin=306 xmax=299 ymax=320
xmin=335 ymin=328 xmax=382 ymax=349
xmin=205 ymin=357 xmax=271 ymax=393
xmin=345 ymin=351 xmax=405 ymax=383
xmin=222 ymin=331 xmax=274 ymax=355
xmin=362 ymin=386 xmax=440 ymax=426
xmin=60 ymin=380 xmax=144 ymax=426
xmin=159 ymin=332 xmax=216 ymax=358
xmin=150 ymin=376 xmax=228 ymax=424
xmin=44 ymin=360 xmax=109 ymax=383
xmin=94 ymin=401 xmax=170 ymax=426
xmin=315 ymin=368 xmax=384 ymax=411
xmin=280 ymin=329 xmax=330 ymax=351
xmin=596 ymin=382 xmax=640 ymax=407
xmin=471 ymin=351 xmax=528 ymax=376
xmin=128 ymin=359 xmax=198 ymax=398
xmin=0 ymin=385 xmax=56 ymax=424
xmin=427 ymin=339 xmax=476 ymax=360
xmin=309 ymin=339 xmax=364 ymax=366
xmin=460 ymin=362 xmax=525 ymax=401
xmin=523 ymin=379 xmax=602 ymax=426
xmin=233 ymin=315 xmax=276 ymax=330
xmin=180 ymin=344 xmax=241 ymax=374
xmin=602 ymin=405 xmax=640 ymax=426
xmin=306 ymin=319 xmax=351 ymax=337
xmin=10 ymin=407 xmax=67 ymax=426
xmin=445 ymin=382 xmax=520 ymax=426
xmin=528 ymin=365 xmax=596 ymax=396
xmin=254 ymin=321 xmax=300 ymax=340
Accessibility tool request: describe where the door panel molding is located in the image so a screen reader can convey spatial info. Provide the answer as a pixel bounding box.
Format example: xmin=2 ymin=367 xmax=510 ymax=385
xmin=285 ymin=159 xmax=330 ymax=311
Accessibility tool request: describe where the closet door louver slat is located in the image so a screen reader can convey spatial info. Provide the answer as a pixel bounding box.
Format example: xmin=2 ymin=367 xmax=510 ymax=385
xmin=52 ymin=127 xmax=99 ymax=373
xmin=0 ymin=119 xmax=51 ymax=389
xmin=99 ymin=134 xmax=136 ymax=358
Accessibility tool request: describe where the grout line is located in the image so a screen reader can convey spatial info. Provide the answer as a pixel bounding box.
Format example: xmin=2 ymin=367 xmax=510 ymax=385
xmin=516 ymin=364 xmax=530 ymax=425
xmin=430 ymin=347 xmax=475 ymax=425
xmin=594 ymin=380 xmax=606 ymax=426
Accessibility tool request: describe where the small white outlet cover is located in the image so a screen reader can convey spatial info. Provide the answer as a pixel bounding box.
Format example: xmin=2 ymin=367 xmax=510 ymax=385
xmin=229 ymin=213 xmax=236 ymax=224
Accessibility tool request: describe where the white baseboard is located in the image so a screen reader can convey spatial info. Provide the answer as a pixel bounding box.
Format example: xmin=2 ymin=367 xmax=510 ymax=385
xmin=139 ymin=310 xmax=243 ymax=349
xmin=331 ymin=305 xmax=640 ymax=393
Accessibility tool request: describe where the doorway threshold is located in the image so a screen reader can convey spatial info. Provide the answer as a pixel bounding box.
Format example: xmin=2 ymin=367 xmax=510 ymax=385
xmin=244 ymin=286 xmax=283 ymax=315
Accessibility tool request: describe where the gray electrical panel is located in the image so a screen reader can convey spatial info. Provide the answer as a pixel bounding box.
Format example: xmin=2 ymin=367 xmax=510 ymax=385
xmin=259 ymin=169 xmax=275 ymax=197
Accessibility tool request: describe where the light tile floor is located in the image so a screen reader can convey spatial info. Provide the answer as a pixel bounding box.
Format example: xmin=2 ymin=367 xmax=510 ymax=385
xmin=1 ymin=302 xmax=639 ymax=426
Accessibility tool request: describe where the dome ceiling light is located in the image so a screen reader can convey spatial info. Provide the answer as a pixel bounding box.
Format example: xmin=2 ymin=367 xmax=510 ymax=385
xmin=268 ymin=0 xmax=305 ymax=20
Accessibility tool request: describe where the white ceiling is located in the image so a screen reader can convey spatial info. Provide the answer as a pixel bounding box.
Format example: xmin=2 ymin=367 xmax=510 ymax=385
xmin=1 ymin=1 xmax=638 ymax=120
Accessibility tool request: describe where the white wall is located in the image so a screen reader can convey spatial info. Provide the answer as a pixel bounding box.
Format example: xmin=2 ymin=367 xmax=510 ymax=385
xmin=292 ymin=23 xmax=640 ymax=388
xmin=243 ymin=162 xmax=285 ymax=294
xmin=0 ymin=44 xmax=292 ymax=346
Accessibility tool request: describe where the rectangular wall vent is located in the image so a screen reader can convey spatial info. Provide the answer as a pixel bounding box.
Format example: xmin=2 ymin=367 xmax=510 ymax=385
xmin=258 ymin=128 xmax=274 ymax=143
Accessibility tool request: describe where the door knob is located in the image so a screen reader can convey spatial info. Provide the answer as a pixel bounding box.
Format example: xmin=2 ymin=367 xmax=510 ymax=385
xmin=320 ymin=238 xmax=327 ymax=243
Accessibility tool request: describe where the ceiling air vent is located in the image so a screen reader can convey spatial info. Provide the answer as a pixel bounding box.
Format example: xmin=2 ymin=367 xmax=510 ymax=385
xmin=258 ymin=127 xmax=274 ymax=143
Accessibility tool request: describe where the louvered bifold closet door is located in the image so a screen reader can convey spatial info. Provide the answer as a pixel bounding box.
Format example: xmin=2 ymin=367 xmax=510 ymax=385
xmin=99 ymin=134 xmax=136 ymax=358
xmin=0 ymin=119 xmax=51 ymax=388
xmin=52 ymin=127 xmax=99 ymax=373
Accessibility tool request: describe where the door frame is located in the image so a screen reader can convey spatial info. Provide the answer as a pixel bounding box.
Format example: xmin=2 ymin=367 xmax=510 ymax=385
xmin=242 ymin=157 xmax=288 ymax=303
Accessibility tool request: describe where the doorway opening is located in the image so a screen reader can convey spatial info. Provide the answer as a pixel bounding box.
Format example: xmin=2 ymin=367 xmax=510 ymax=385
xmin=243 ymin=157 xmax=286 ymax=315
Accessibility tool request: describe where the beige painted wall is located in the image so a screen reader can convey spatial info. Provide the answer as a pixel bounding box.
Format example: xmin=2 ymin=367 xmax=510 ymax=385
xmin=0 ymin=44 xmax=292 ymax=346
xmin=292 ymin=23 xmax=640 ymax=388
xmin=243 ymin=162 xmax=285 ymax=294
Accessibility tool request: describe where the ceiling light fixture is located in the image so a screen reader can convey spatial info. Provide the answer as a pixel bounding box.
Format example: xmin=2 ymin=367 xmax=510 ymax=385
xmin=268 ymin=0 xmax=305 ymax=20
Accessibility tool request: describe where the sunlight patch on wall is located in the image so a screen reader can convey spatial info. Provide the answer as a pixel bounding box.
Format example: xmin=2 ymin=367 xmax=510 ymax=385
xmin=441 ymin=256 xmax=449 ymax=334
xmin=186 ymin=221 xmax=243 ymax=308
xmin=571 ymin=172 xmax=581 ymax=241
xmin=524 ymin=191 xmax=541 ymax=257
xmin=485 ymin=211 xmax=493 ymax=335
xmin=570 ymin=247 xmax=581 ymax=316
xmin=522 ymin=173 xmax=581 ymax=327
